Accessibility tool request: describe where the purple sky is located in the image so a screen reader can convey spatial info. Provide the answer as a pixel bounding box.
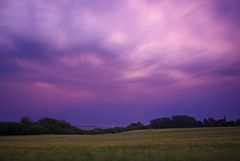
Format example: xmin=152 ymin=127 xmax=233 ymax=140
xmin=0 ymin=0 xmax=240 ymax=126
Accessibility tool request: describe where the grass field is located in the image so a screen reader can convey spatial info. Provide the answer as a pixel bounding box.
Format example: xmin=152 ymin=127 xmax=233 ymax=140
xmin=0 ymin=127 xmax=240 ymax=161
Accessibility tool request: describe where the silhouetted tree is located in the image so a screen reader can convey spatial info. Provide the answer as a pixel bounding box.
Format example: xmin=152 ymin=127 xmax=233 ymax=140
xmin=1 ymin=115 xmax=240 ymax=135
xmin=20 ymin=117 xmax=33 ymax=125
xmin=127 ymin=122 xmax=145 ymax=130
xmin=150 ymin=117 xmax=172 ymax=128
xmin=216 ymin=117 xmax=227 ymax=127
xmin=196 ymin=120 xmax=203 ymax=127
xmin=203 ymin=117 xmax=216 ymax=127
xmin=171 ymin=115 xmax=197 ymax=128
xmin=37 ymin=117 xmax=72 ymax=129
xmin=236 ymin=118 xmax=240 ymax=126
xmin=0 ymin=122 xmax=24 ymax=135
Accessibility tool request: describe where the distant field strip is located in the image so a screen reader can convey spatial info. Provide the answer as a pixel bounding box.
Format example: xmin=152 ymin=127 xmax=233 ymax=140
xmin=0 ymin=127 xmax=240 ymax=161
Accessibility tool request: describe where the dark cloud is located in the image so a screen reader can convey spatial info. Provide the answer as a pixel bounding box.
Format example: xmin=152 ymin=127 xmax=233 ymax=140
xmin=210 ymin=0 xmax=240 ymax=27
xmin=0 ymin=33 xmax=52 ymax=60
xmin=213 ymin=62 xmax=240 ymax=77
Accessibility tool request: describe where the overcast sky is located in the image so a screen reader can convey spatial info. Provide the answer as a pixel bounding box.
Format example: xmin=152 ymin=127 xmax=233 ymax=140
xmin=0 ymin=0 xmax=240 ymax=126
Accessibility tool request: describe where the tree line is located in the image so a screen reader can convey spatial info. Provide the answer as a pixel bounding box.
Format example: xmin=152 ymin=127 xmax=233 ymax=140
xmin=0 ymin=115 xmax=240 ymax=135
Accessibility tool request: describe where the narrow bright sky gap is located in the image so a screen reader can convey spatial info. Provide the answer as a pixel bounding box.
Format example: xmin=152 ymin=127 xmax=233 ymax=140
xmin=0 ymin=0 xmax=240 ymax=126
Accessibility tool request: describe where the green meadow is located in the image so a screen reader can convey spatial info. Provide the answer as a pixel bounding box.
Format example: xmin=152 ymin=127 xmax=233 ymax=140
xmin=0 ymin=127 xmax=240 ymax=161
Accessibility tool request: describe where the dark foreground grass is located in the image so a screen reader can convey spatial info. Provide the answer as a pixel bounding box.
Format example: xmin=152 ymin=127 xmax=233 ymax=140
xmin=0 ymin=127 xmax=240 ymax=161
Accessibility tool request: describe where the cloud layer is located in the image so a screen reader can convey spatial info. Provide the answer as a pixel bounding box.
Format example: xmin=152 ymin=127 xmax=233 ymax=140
xmin=0 ymin=0 xmax=240 ymax=125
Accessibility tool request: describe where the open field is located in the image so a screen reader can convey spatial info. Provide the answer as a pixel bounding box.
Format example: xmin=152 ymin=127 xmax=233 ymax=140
xmin=0 ymin=127 xmax=240 ymax=161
